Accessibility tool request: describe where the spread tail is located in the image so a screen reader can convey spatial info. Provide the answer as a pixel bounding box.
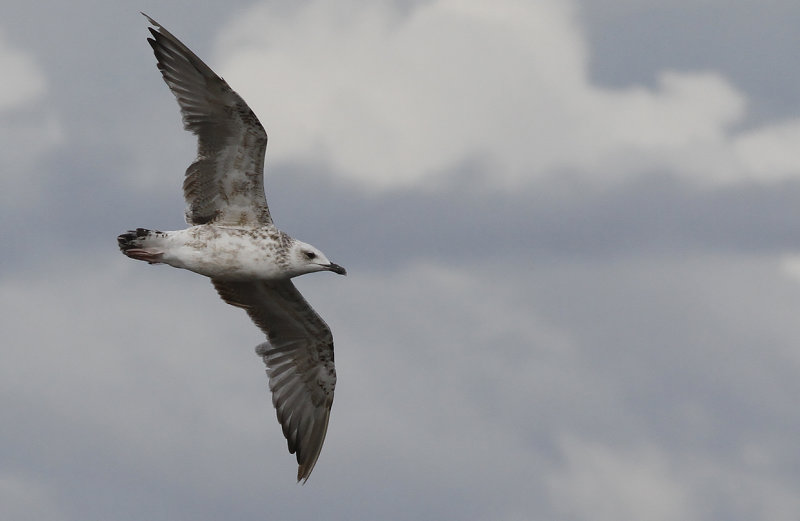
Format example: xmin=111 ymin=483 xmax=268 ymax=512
xmin=117 ymin=228 xmax=165 ymax=264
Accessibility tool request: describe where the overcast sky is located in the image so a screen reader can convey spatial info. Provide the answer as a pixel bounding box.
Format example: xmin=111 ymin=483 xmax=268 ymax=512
xmin=2 ymin=1 xmax=800 ymax=520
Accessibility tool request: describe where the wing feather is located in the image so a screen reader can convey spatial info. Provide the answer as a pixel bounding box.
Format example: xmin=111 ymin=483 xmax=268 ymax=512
xmin=144 ymin=14 xmax=272 ymax=226
xmin=211 ymin=279 xmax=336 ymax=482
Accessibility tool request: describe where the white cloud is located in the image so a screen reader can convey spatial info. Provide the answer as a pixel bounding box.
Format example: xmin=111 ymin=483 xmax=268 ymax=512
xmin=547 ymin=437 xmax=693 ymax=521
xmin=780 ymin=255 xmax=800 ymax=281
xmin=0 ymin=31 xmax=61 ymax=207
xmin=0 ymin=31 xmax=46 ymax=111
xmin=547 ymin=436 xmax=800 ymax=521
xmin=212 ymin=0 xmax=800 ymax=191
xmin=733 ymin=119 xmax=800 ymax=183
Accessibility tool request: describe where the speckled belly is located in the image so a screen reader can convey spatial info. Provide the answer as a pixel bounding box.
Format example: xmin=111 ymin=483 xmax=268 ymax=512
xmin=160 ymin=225 xmax=290 ymax=280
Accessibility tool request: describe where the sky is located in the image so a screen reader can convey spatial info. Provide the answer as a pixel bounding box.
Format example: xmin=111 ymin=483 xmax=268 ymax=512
xmin=2 ymin=0 xmax=800 ymax=519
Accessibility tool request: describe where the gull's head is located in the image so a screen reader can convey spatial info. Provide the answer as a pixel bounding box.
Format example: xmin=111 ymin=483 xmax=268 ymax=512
xmin=288 ymin=240 xmax=347 ymax=277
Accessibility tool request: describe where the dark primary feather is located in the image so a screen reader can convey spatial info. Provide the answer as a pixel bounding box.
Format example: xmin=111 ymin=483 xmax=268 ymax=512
xmin=212 ymin=279 xmax=336 ymax=483
xmin=144 ymin=14 xmax=272 ymax=226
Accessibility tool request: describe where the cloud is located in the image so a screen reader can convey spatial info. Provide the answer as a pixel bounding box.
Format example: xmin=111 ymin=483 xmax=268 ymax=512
xmin=0 ymin=30 xmax=61 ymax=207
xmin=0 ymin=30 xmax=46 ymax=111
xmin=0 ymin=473 xmax=65 ymax=521
xmin=547 ymin=435 xmax=800 ymax=521
xmin=733 ymin=119 xmax=800 ymax=182
xmin=4 ymin=3 xmax=800 ymax=520
xmin=3 ymin=248 xmax=800 ymax=520
xmin=547 ymin=438 xmax=692 ymax=521
xmin=211 ymin=0 xmax=800 ymax=191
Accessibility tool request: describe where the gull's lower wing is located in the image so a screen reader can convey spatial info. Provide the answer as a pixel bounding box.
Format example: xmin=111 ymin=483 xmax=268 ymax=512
xmin=212 ymin=278 xmax=336 ymax=482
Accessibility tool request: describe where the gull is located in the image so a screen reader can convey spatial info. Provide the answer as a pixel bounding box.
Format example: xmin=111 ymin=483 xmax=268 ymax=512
xmin=118 ymin=14 xmax=346 ymax=483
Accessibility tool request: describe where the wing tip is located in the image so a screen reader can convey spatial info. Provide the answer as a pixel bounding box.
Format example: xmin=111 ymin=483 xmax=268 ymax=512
xmin=293 ymin=406 xmax=331 ymax=484
xmin=141 ymin=12 xmax=159 ymax=28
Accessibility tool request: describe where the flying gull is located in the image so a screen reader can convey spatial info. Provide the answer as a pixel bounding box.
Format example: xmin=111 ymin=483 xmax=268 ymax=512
xmin=118 ymin=14 xmax=346 ymax=483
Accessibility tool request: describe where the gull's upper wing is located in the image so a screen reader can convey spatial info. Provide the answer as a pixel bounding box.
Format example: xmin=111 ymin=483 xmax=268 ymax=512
xmin=145 ymin=14 xmax=272 ymax=226
xmin=212 ymin=278 xmax=336 ymax=483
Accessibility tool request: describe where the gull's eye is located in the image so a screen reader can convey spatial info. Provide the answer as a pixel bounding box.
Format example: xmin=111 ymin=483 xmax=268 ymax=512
xmin=304 ymin=251 xmax=317 ymax=260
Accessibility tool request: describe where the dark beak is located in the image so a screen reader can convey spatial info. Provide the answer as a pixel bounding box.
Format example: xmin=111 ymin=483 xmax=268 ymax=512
xmin=326 ymin=263 xmax=347 ymax=275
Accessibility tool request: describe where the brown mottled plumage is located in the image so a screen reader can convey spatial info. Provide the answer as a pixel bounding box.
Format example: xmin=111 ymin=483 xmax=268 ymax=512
xmin=117 ymin=14 xmax=346 ymax=483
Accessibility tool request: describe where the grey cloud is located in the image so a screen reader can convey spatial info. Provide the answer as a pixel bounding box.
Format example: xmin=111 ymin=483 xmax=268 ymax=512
xmin=3 ymin=253 xmax=799 ymax=520
xmin=2 ymin=1 xmax=800 ymax=520
xmin=8 ymin=158 xmax=800 ymax=275
xmin=579 ymin=1 xmax=800 ymax=123
xmin=228 ymin=165 xmax=800 ymax=268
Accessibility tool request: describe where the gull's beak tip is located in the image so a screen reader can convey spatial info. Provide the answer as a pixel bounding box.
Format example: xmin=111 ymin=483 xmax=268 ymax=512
xmin=328 ymin=263 xmax=347 ymax=276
